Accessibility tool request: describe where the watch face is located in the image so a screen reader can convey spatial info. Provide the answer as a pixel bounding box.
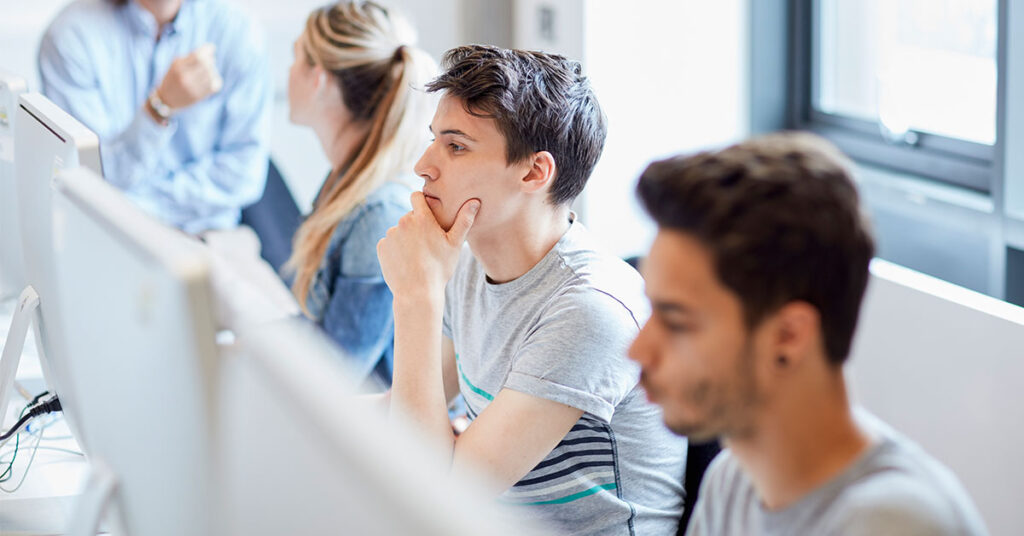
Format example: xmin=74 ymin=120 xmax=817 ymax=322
xmin=149 ymin=92 xmax=171 ymax=119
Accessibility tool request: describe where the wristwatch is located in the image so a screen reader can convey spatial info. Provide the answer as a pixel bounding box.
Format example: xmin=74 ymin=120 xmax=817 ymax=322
xmin=147 ymin=90 xmax=173 ymax=123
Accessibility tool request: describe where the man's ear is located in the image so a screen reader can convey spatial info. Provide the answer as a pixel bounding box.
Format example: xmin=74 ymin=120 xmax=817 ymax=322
xmin=769 ymin=301 xmax=822 ymax=370
xmin=521 ymin=151 xmax=557 ymax=195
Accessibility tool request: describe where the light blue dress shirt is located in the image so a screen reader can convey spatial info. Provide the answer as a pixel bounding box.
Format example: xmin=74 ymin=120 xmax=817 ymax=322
xmin=38 ymin=0 xmax=271 ymax=233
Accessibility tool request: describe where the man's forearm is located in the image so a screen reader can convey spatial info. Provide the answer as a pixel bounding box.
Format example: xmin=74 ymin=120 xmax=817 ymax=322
xmin=390 ymin=293 xmax=456 ymax=454
xmin=376 ymin=192 xmax=480 ymax=457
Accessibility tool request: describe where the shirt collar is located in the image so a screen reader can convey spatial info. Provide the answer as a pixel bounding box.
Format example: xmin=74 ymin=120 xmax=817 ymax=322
xmin=124 ymin=0 xmax=197 ymax=39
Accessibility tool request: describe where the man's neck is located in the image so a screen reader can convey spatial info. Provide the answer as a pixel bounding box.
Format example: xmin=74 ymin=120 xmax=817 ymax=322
xmin=468 ymin=205 xmax=572 ymax=284
xmin=137 ymin=0 xmax=183 ymax=28
xmin=726 ymin=370 xmax=874 ymax=511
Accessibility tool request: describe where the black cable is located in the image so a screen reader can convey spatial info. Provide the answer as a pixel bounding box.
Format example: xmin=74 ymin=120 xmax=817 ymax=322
xmin=0 ymin=396 xmax=38 ymax=483
xmin=0 ymin=395 xmax=62 ymax=442
xmin=28 ymin=390 xmax=50 ymax=407
xmin=0 ymin=417 xmax=23 ymax=482
xmin=0 ymin=393 xmax=61 ymax=482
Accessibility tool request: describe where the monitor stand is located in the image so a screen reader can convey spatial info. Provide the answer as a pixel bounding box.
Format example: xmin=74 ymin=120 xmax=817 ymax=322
xmin=0 ymin=286 xmax=40 ymax=436
xmin=68 ymin=460 xmax=118 ymax=536
xmin=0 ymin=286 xmax=88 ymax=535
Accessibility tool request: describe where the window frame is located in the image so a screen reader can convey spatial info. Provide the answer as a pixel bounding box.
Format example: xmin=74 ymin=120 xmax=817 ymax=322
xmin=788 ymin=0 xmax=998 ymax=193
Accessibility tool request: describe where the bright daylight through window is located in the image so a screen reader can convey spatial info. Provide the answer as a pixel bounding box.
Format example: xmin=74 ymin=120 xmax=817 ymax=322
xmin=815 ymin=0 xmax=997 ymax=146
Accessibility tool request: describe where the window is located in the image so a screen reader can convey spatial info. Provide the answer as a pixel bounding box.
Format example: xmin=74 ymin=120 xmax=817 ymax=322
xmin=794 ymin=0 xmax=999 ymax=191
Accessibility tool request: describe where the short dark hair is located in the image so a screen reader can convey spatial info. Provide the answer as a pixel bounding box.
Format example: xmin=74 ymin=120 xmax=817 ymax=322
xmin=425 ymin=45 xmax=606 ymax=205
xmin=636 ymin=132 xmax=875 ymax=365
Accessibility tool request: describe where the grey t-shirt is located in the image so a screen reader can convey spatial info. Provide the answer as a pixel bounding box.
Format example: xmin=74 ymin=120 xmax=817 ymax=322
xmin=443 ymin=219 xmax=686 ymax=535
xmin=686 ymin=411 xmax=989 ymax=536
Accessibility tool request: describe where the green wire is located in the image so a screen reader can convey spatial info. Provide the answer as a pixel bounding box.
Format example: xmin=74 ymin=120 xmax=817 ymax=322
xmin=0 ymin=403 xmax=29 ymax=483
xmin=0 ymin=434 xmax=19 ymax=482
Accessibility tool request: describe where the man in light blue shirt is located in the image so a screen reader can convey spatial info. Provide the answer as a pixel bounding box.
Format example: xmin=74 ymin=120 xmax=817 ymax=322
xmin=39 ymin=0 xmax=271 ymax=233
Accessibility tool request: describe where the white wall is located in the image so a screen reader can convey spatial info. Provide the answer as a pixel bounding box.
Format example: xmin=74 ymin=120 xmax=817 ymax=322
xmin=848 ymin=259 xmax=1024 ymax=534
xmin=581 ymin=0 xmax=748 ymax=259
xmin=0 ymin=0 xmax=72 ymax=91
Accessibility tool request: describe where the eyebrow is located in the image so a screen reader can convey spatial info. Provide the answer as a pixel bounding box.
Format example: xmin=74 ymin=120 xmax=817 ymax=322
xmin=652 ymin=301 xmax=695 ymax=315
xmin=428 ymin=125 xmax=477 ymax=142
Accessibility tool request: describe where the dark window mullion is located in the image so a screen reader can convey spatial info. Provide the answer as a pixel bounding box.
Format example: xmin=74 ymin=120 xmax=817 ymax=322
xmin=801 ymin=122 xmax=991 ymax=192
xmin=808 ymin=110 xmax=995 ymax=162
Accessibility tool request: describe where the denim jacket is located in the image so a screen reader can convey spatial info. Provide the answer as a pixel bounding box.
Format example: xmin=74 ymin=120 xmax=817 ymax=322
xmin=302 ymin=180 xmax=412 ymax=386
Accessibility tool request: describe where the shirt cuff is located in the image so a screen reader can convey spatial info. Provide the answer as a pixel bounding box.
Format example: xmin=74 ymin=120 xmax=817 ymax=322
xmin=106 ymin=109 xmax=177 ymax=190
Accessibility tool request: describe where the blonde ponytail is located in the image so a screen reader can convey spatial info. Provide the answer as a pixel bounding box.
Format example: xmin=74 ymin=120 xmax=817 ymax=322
xmin=284 ymin=1 xmax=437 ymax=316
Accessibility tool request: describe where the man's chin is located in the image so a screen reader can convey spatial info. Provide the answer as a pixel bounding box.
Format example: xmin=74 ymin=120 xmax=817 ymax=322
xmin=436 ymin=214 xmax=455 ymax=232
xmin=423 ymin=204 xmax=452 ymax=232
xmin=666 ymin=418 xmax=719 ymax=442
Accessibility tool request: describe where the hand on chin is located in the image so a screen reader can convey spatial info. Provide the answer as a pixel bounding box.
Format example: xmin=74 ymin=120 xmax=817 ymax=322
xmin=377 ymin=192 xmax=481 ymax=303
xmin=423 ymin=194 xmax=456 ymax=232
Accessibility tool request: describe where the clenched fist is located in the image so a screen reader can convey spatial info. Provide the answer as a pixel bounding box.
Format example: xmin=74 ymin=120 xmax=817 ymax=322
xmin=154 ymin=43 xmax=223 ymax=112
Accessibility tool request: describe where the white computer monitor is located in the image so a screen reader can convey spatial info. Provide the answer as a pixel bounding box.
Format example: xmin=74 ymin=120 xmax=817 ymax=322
xmin=3 ymin=92 xmax=103 ymax=443
xmin=51 ymin=166 xmax=219 ymax=536
xmin=220 ymin=318 xmax=543 ymax=536
xmin=0 ymin=70 xmax=27 ymax=299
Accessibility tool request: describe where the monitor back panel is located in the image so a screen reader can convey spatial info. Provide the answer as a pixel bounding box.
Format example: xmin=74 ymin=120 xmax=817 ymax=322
xmin=219 ymin=319 xmax=539 ymax=536
xmin=53 ymin=166 xmax=218 ymax=536
xmin=0 ymin=72 xmax=27 ymax=299
xmin=14 ymin=92 xmax=101 ymax=446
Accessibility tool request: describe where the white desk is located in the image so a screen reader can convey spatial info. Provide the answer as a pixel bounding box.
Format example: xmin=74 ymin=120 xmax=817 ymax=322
xmin=0 ymin=297 xmax=89 ymax=535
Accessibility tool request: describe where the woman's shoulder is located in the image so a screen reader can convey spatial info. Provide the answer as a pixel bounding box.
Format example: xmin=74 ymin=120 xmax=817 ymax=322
xmin=363 ymin=180 xmax=414 ymax=212
xmin=326 ymin=181 xmax=412 ymax=250
xmin=329 ymin=181 xmax=411 ymax=237
xmin=349 ymin=181 xmax=413 ymax=230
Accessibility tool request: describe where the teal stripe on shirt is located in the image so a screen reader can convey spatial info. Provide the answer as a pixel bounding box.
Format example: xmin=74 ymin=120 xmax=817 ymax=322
xmin=505 ymin=483 xmax=618 ymax=506
xmin=456 ymin=353 xmax=494 ymax=401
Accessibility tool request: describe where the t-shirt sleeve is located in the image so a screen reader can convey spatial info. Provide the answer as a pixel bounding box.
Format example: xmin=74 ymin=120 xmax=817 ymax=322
xmin=442 ymin=246 xmax=473 ymax=340
xmin=442 ymin=286 xmax=453 ymax=340
xmin=684 ymin=498 xmax=712 ymax=536
xmin=502 ymin=286 xmax=642 ymax=422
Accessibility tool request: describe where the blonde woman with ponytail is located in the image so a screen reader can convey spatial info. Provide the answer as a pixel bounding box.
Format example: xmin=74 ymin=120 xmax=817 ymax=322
xmin=284 ymin=1 xmax=436 ymax=386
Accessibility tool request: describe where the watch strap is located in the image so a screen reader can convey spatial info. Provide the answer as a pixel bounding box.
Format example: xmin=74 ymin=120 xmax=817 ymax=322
xmin=148 ymin=90 xmax=173 ymax=122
